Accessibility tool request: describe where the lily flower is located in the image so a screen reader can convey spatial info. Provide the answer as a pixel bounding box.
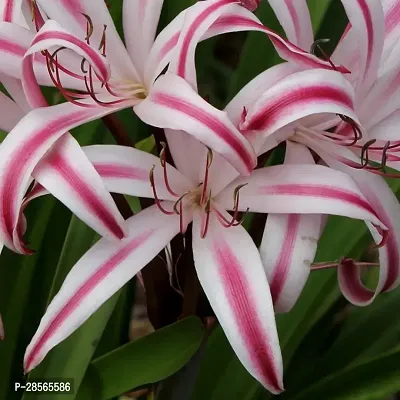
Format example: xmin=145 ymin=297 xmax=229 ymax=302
xmin=238 ymin=0 xmax=400 ymax=307
xmin=0 ymin=0 xmax=344 ymax=254
xmin=24 ymin=129 xmax=390 ymax=393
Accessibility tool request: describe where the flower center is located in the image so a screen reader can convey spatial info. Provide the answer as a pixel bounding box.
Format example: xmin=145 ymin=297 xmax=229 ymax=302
xmin=40 ymin=13 xmax=147 ymax=108
xmin=149 ymin=144 xmax=248 ymax=238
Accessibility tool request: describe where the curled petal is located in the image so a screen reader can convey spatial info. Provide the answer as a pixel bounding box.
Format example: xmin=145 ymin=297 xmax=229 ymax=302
xmin=192 ymin=211 xmax=284 ymax=393
xmin=33 ymin=135 xmax=126 ymax=241
xmin=171 ymin=1 xmax=347 ymax=91
xmin=169 ymin=0 xmax=237 ymax=90
xmin=25 ymin=19 xmax=111 ymax=80
xmin=225 ymin=62 xmax=300 ymax=127
xmin=0 ymin=22 xmax=88 ymax=90
xmin=24 ymin=204 xmax=180 ymax=372
xmin=267 ymin=0 xmax=313 ymax=50
xmin=314 ymin=144 xmax=400 ymax=304
xmin=83 ymin=144 xmax=193 ymax=199
xmin=241 ymin=69 xmax=358 ymax=136
xmin=135 ymin=73 xmax=256 ymax=176
xmin=36 ymin=0 xmax=138 ymax=80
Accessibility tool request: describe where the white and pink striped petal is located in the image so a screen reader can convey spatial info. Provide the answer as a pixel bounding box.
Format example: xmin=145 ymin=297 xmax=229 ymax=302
xmin=0 ymin=99 xmax=130 ymax=253
xmin=32 ymin=135 xmax=126 ymax=241
xmin=261 ymin=213 xmax=321 ymax=313
xmin=0 ymin=0 xmax=23 ymax=23
xmin=135 ymin=73 xmax=256 ymax=176
xmin=241 ymin=69 xmax=358 ymax=137
xmin=340 ymin=0 xmax=384 ymax=97
xmin=170 ymin=0 xmax=348 ymax=92
xmin=216 ymin=164 xmax=384 ymax=228
xmin=83 ymin=144 xmax=193 ymax=200
xmin=260 ymin=142 xmax=322 ymax=313
xmin=381 ymin=0 xmax=400 ymax=63
xmin=24 ymin=204 xmax=180 ymax=372
xmin=123 ymin=0 xmax=164 ymax=80
xmin=314 ymin=145 xmax=400 ymax=305
xmin=36 ymin=0 xmax=138 ymax=81
xmin=192 ymin=211 xmax=284 ymax=393
xmin=267 ymin=0 xmax=313 ymax=50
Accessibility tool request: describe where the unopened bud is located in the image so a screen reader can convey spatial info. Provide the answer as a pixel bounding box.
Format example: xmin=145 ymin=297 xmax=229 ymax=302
xmin=240 ymin=0 xmax=261 ymax=11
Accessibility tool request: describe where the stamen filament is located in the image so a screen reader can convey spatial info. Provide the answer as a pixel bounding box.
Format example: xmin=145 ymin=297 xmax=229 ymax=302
xmin=200 ymin=148 xmax=213 ymax=205
xmin=311 ymin=259 xmax=379 ymax=271
xmin=149 ymin=166 xmax=175 ymax=215
xmin=160 ymin=142 xmax=180 ymax=197
xmin=82 ymin=13 xmax=94 ymax=44
xmin=201 ymin=193 xmax=212 ymax=238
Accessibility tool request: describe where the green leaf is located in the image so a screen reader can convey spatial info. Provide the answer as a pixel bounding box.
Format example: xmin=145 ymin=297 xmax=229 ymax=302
xmin=289 ymin=345 xmax=400 ymax=400
xmin=0 ymin=197 xmax=57 ymax=399
xmin=307 ymin=0 xmax=332 ymax=31
xmin=191 ymin=326 xmax=257 ymax=400
xmin=77 ymin=317 xmax=204 ymax=400
xmin=136 ymin=135 xmax=156 ymax=153
xmin=314 ymin=286 xmax=400 ymax=379
xmin=158 ymin=0 xmax=196 ymax=29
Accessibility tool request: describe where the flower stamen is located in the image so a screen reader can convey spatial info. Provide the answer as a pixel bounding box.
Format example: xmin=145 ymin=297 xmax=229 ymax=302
xmin=311 ymin=257 xmax=379 ymax=271
xmin=99 ymin=25 xmax=107 ymax=57
xmin=160 ymin=142 xmax=180 ymax=197
xmin=200 ymin=148 xmax=213 ymax=205
xmin=82 ymin=13 xmax=94 ymax=45
xmin=149 ymin=165 xmax=174 ymax=215
xmin=201 ymin=193 xmax=212 ymax=238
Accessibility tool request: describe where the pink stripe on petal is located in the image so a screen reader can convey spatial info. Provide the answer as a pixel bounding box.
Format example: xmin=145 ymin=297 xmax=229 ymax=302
xmin=339 ymin=260 xmax=373 ymax=303
xmin=0 ymin=38 xmax=25 ymax=57
xmin=24 ymin=229 xmax=154 ymax=372
xmin=358 ymin=0 xmax=374 ymax=76
xmin=152 ymin=92 xmax=254 ymax=171
xmin=270 ymin=214 xmax=300 ymax=304
xmin=93 ymin=164 xmax=149 ymax=181
xmin=285 ymin=0 xmax=301 ymax=46
xmin=214 ymin=239 xmax=282 ymax=392
xmin=0 ymin=110 xmax=91 ymax=245
xmin=157 ymin=32 xmax=179 ymax=64
xmin=208 ymin=16 xmax=349 ymax=73
xmin=366 ymin=192 xmax=400 ymax=291
xmin=385 ymin=1 xmax=400 ymax=34
xmin=261 ymin=184 xmax=377 ymax=217
xmin=177 ymin=0 xmax=234 ymax=79
xmin=246 ymin=86 xmax=353 ymax=131
xmin=3 ymin=0 xmax=14 ymax=22
xmin=60 ymin=0 xmax=84 ymax=20
xmin=48 ymin=153 xmax=125 ymax=240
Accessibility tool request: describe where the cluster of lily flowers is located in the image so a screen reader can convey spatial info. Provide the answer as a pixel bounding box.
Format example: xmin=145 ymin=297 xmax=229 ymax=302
xmin=0 ymin=0 xmax=399 ymax=393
